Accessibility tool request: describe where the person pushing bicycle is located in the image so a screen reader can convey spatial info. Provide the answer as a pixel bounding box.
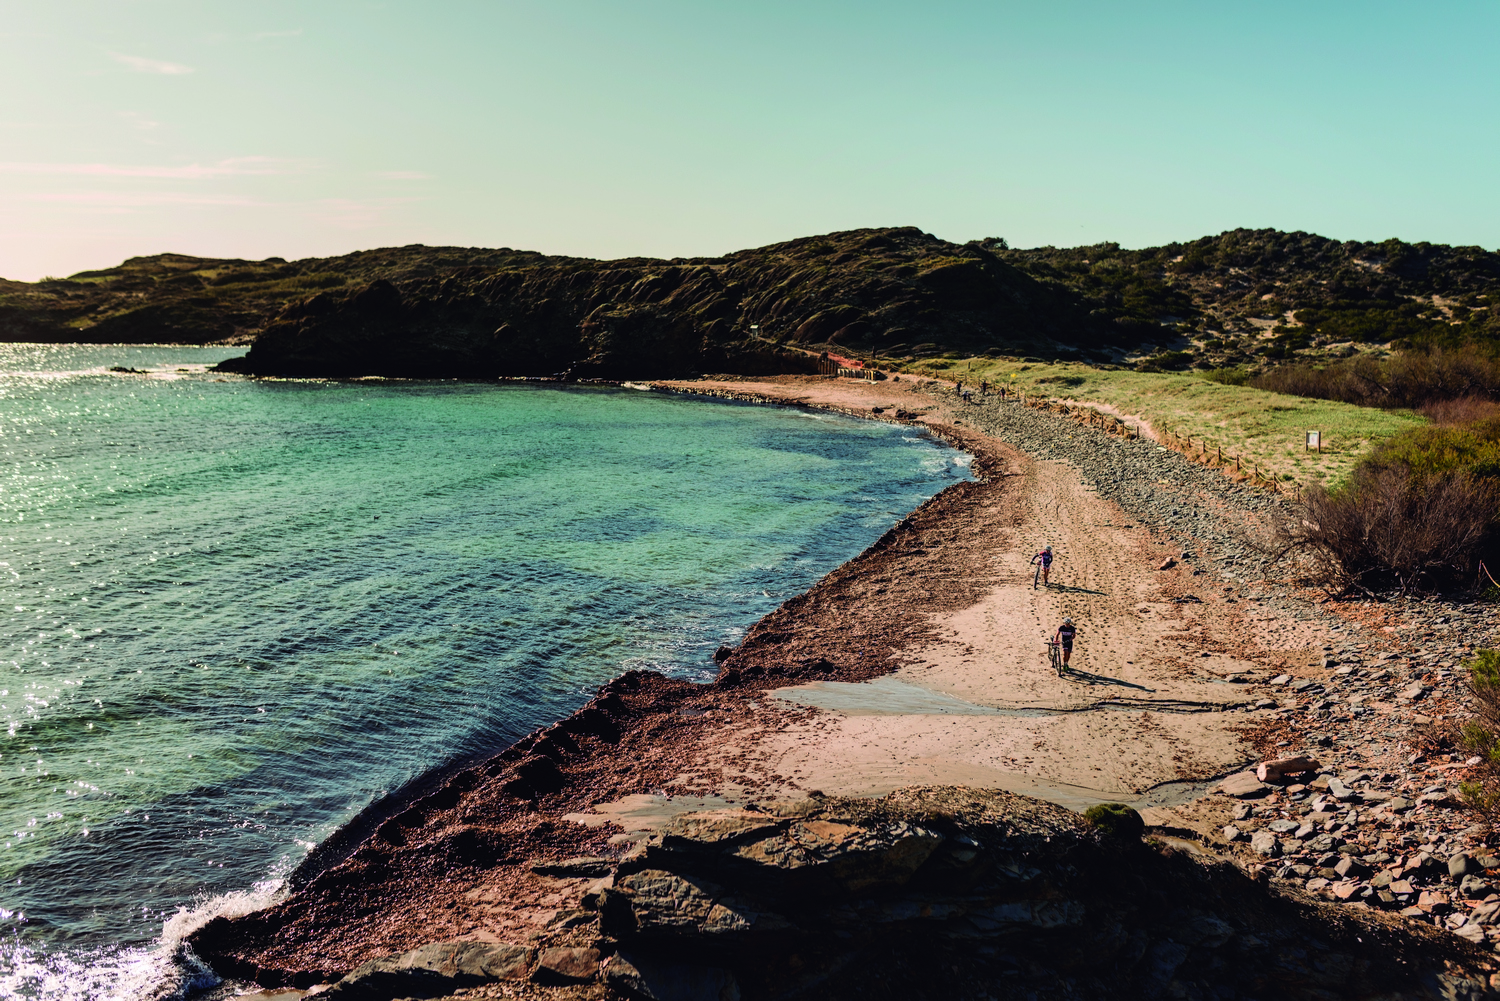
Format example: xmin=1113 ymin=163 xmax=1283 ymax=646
xmin=1054 ymin=617 xmax=1077 ymax=669
xmin=1030 ymin=545 xmax=1054 ymax=588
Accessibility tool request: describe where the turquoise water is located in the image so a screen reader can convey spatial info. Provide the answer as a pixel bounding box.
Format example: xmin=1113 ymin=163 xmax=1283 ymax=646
xmin=0 ymin=345 xmax=969 ymax=998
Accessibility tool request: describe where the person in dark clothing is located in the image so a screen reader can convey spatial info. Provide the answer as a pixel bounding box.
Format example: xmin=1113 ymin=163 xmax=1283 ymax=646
xmin=1054 ymin=617 xmax=1077 ymax=669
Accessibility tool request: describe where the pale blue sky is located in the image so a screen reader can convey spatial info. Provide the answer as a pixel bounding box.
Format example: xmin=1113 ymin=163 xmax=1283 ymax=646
xmin=1 ymin=1 xmax=1496 ymax=280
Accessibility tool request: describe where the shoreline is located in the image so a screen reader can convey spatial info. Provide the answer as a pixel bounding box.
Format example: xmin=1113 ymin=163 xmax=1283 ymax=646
xmin=188 ymin=374 xmax=1500 ymax=995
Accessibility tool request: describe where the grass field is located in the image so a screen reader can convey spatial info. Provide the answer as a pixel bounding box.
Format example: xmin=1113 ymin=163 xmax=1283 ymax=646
xmin=899 ymin=358 xmax=1426 ymax=489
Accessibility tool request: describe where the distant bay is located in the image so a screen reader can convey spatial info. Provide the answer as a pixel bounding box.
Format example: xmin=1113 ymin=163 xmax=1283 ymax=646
xmin=0 ymin=345 xmax=970 ymax=998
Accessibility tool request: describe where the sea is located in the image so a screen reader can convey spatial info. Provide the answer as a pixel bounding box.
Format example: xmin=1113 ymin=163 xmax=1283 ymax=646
xmin=0 ymin=345 xmax=970 ymax=999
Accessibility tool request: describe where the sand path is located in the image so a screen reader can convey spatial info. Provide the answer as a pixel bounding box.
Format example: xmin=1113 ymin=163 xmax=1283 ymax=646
xmin=624 ymin=376 xmax=1276 ymax=817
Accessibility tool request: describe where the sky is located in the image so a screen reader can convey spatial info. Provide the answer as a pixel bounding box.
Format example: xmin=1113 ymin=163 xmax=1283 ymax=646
xmin=1 ymin=0 xmax=1496 ymax=281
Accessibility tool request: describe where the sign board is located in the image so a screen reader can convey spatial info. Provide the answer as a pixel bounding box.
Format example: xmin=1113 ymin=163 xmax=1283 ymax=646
xmin=1306 ymin=430 xmax=1321 ymax=451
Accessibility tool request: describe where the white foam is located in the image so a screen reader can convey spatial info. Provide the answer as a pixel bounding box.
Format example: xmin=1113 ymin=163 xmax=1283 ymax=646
xmin=0 ymin=877 xmax=285 ymax=1001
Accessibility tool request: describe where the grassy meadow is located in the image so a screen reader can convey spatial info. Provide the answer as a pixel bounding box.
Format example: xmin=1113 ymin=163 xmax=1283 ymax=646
xmin=898 ymin=357 xmax=1426 ymax=489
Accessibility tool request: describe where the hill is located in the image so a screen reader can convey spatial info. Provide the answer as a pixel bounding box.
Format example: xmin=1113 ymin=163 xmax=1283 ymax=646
xmin=2 ymin=227 xmax=1497 ymax=378
xmin=999 ymin=229 xmax=1500 ymax=369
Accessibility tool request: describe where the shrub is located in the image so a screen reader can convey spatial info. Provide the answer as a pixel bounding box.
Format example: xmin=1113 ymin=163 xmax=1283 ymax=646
xmin=1084 ymin=803 xmax=1145 ymax=840
xmin=1460 ymin=651 xmax=1500 ymax=823
xmin=1251 ymin=348 xmax=1500 ymax=409
xmin=1277 ymin=468 xmax=1499 ymax=596
xmin=1202 ymin=367 xmax=1251 ymax=386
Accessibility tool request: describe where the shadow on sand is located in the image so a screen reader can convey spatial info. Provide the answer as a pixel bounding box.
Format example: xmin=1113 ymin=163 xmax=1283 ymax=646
xmin=1062 ymin=667 xmax=1156 ymax=692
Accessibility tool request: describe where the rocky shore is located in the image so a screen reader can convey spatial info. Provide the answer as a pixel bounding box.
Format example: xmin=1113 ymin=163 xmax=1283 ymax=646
xmin=187 ymin=375 xmax=1500 ymax=1000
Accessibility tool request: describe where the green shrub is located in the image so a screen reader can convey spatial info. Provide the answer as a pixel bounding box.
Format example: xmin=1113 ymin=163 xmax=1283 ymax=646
xmin=1202 ymin=367 xmax=1250 ymax=386
xmin=1084 ymin=803 xmax=1145 ymax=840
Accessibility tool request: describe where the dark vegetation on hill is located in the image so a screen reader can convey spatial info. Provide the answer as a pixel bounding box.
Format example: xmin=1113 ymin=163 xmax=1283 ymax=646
xmin=0 ymin=229 xmax=1131 ymax=377
xmin=1000 ymin=228 xmax=1500 ymax=372
xmin=4 ymin=226 xmax=1497 ymax=382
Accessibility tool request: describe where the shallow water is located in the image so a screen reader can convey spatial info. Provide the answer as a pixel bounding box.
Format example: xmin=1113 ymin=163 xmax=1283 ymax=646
xmin=0 ymin=346 xmax=969 ymax=997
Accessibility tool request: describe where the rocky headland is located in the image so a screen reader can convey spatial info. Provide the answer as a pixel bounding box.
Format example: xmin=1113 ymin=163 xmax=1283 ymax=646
xmin=185 ymin=376 xmax=1500 ymax=1001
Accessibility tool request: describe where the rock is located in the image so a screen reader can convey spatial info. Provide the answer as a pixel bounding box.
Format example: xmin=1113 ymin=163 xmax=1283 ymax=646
xmin=1334 ymin=858 xmax=1370 ymax=880
xmin=1386 ymin=797 xmax=1413 ymax=812
xmin=1083 ymin=803 xmax=1145 ymax=840
xmin=1268 ymin=819 xmax=1300 ymax=835
xmin=1332 ymin=881 xmax=1362 ymax=900
xmin=1400 ymin=683 xmax=1429 ymax=701
xmin=1257 ymin=756 xmax=1319 ymax=782
xmin=326 ymin=941 xmax=532 ymax=999
xmin=1417 ymin=890 xmax=1451 ymax=915
xmin=1450 ymin=853 xmax=1477 ymax=878
xmin=1270 ymin=674 xmax=1292 ymax=686
xmin=1327 ymin=778 xmax=1358 ymax=802
xmin=1390 ymin=879 xmax=1415 ymax=895
xmin=1461 ymin=875 xmax=1493 ymax=898
xmin=1220 ymin=772 xmax=1269 ymax=798
xmin=1306 ymin=877 xmax=1331 ymax=892
xmin=1455 ymin=923 xmax=1487 ymax=944
xmin=533 ymin=947 xmax=601 ymax=984
xmin=1222 ymin=825 xmax=1243 ymax=842
xmin=1294 ymin=823 xmax=1315 ymax=840
xmin=1250 ymin=831 xmax=1280 ymax=857
xmin=608 ymin=954 xmax=742 ymax=1001
xmin=1157 ymin=557 xmax=1177 ymax=570
xmin=530 ymin=856 xmax=615 ymax=878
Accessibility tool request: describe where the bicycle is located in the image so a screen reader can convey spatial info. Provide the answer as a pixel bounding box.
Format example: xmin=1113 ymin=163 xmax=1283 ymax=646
xmin=1045 ymin=640 xmax=1065 ymax=677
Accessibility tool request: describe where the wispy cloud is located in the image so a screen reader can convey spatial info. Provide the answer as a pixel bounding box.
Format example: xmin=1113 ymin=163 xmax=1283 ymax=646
xmin=374 ymin=170 xmax=431 ymax=181
xmin=0 ymin=157 xmax=309 ymax=179
xmin=311 ymin=196 xmax=423 ymax=228
xmin=29 ymin=191 xmax=262 ymax=209
xmin=111 ymin=52 xmax=195 ymax=75
xmin=118 ymin=111 xmax=162 ymax=131
xmin=251 ymin=29 xmax=302 ymax=41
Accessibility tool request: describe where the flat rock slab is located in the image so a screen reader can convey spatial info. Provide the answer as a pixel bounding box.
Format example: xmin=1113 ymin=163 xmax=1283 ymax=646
xmin=1220 ymin=772 xmax=1269 ymax=798
xmin=325 ymin=941 xmax=532 ymax=999
xmin=533 ymin=946 xmax=601 ymax=984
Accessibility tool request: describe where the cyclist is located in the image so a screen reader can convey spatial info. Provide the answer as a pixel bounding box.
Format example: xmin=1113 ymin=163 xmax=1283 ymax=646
xmin=1054 ymin=617 xmax=1078 ymax=670
xmin=1030 ymin=545 xmax=1054 ymax=588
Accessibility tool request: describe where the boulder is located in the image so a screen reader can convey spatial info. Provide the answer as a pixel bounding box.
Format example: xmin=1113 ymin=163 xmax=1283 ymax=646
xmin=325 ymin=941 xmax=532 ymax=999
xmin=1449 ymin=853 xmax=1477 ymax=878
